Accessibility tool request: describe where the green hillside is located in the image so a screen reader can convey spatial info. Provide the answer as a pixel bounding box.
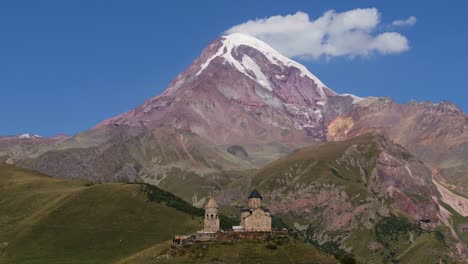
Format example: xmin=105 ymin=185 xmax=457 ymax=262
xmin=0 ymin=164 xmax=201 ymax=264
xmin=0 ymin=164 xmax=340 ymax=264
xmin=341 ymin=217 xmax=451 ymax=263
xmin=118 ymin=240 xmax=339 ymax=264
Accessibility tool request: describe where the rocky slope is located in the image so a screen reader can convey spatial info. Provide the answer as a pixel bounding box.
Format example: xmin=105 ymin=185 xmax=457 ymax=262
xmin=327 ymin=98 xmax=468 ymax=197
xmin=95 ymin=33 xmax=360 ymax=144
xmin=19 ymin=126 xmax=251 ymax=201
xmin=219 ymin=134 xmax=440 ymax=229
xmin=217 ymin=134 xmax=466 ymax=262
xmin=9 ymin=33 xmax=363 ymax=190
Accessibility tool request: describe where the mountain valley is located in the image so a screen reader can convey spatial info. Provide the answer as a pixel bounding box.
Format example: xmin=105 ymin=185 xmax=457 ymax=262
xmin=2 ymin=33 xmax=468 ymax=263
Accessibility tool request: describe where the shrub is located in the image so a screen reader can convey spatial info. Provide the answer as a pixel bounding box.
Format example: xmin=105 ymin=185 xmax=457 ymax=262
xmin=272 ymin=215 xmax=289 ymax=230
xmin=220 ymin=215 xmax=238 ymax=230
xmin=334 ymin=252 xmax=357 ymax=264
xmin=434 ymin=230 xmax=445 ymax=241
xmin=375 ymin=215 xmax=418 ymax=242
xmin=141 ymin=183 xmax=204 ymax=216
xmin=274 ymin=238 xmax=289 ymax=246
xmin=84 ymin=181 xmax=95 ymax=186
xmin=266 ymin=244 xmax=277 ymax=250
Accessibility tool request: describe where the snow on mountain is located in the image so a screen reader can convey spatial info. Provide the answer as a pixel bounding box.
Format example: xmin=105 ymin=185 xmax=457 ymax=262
xmin=96 ymin=33 xmax=363 ymax=143
xmin=195 ymin=33 xmax=365 ymax=105
xmin=197 ymin=33 xmax=328 ymax=97
xmin=18 ymin=134 xmax=42 ymax=139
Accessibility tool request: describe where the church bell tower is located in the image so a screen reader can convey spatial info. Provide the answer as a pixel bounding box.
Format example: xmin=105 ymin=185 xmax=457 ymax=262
xmin=204 ymin=197 xmax=220 ymax=232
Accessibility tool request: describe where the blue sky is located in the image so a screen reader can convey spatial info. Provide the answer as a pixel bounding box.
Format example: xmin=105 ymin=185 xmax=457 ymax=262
xmin=1 ymin=0 xmax=467 ymax=137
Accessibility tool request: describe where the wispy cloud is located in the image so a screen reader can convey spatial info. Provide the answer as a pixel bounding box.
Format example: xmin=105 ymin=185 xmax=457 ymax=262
xmin=225 ymin=9 xmax=413 ymax=60
xmin=392 ymin=16 xmax=417 ymax=27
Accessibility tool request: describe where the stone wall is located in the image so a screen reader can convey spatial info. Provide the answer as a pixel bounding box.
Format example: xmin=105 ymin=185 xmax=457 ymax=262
xmin=244 ymin=208 xmax=272 ymax=232
xmin=195 ymin=230 xmax=289 ymax=242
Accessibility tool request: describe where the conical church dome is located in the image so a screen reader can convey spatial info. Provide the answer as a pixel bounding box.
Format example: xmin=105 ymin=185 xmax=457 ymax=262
xmin=248 ymin=189 xmax=263 ymax=199
xmin=205 ymin=197 xmax=218 ymax=208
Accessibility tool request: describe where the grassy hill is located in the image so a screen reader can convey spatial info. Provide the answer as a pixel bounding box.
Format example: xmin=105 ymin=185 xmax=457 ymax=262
xmin=341 ymin=216 xmax=451 ymax=263
xmin=118 ymin=240 xmax=339 ymax=264
xmin=0 ymin=164 xmax=340 ymax=264
xmin=0 ymin=164 xmax=202 ymax=264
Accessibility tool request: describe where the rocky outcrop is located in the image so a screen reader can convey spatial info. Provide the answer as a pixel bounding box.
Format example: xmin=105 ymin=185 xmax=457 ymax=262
xmin=327 ymin=98 xmax=468 ymax=196
xmin=219 ymin=135 xmax=440 ymax=233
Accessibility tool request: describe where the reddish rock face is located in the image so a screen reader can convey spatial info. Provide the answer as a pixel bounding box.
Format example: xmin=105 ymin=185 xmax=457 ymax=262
xmin=95 ymin=33 xmax=359 ymax=144
xmin=327 ymin=98 xmax=468 ymax=196
xmin=219 ymin=135 xmax=441 ymax=233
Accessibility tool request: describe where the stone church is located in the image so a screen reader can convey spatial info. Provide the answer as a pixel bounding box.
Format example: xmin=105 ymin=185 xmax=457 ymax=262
xmin=240 ymin=190 xmax=271 ymax=232
xmin=201 ymin=189 xmax=271 ymax=234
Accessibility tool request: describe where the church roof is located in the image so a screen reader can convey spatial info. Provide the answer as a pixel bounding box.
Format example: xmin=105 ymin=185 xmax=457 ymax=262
xmin=205 ymin=197 xmax=218 ymax=208
xmin=248 ymin=189 xmax=263 ymax=199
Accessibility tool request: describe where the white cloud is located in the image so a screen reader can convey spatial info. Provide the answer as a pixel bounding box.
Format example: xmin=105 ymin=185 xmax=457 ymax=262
xmin=392 ymin=16 xmax=417 ymax=27
xmin=225 ymin=9 xmax=412 ymax=60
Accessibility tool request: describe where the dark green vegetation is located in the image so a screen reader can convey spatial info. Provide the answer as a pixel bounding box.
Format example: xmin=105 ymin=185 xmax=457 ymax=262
xmin=304 ymin=226 xmax=357 ymax=264
xmin=142 ymin=183 xmax=238 ymax=230
xmin=271 ymin=215 xmax=289 ymax=230
xmin=0 ymin=164 xmax=201 ymax=264
xmin=142 ymin=183 xmax=205 ymax=217
xmin=344 ymin=216 xmax=452 ymax=264
xmin=374 ymin=216 xmax=423 ymax=263
xmin=118 ymin=240 xmax=339 ymax=264
xmin=375 ymin=216 xmax=421 ymax=244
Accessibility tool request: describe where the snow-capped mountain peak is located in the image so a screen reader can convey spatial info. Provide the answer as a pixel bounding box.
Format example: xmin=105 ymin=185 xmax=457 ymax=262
xmin=197 ymin=33 xmax=328 ymax=97
xmin=96 ymin=33 xmax=364 ymax=143
xmin=18 ymin=133 xmax=42 ymax=139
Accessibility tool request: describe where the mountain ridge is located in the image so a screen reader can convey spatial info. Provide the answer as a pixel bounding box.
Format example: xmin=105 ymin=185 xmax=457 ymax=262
xmin=94 ymin=33 xmax=361 ymax=144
